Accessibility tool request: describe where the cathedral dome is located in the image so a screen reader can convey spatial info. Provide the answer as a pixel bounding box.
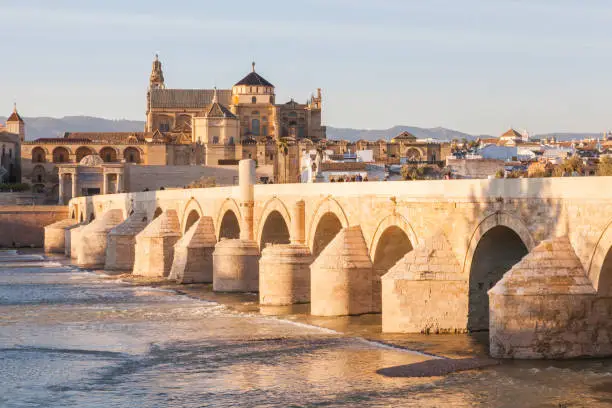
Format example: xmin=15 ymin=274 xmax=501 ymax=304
xmin=234 ymin=62 xmax=274 ymax=88
xmin=79 ymin=154 xmax=104 ymax=167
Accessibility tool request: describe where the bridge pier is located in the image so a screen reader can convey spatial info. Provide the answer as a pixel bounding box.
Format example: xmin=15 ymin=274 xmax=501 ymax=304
xmin=213 ymin=160 xmax=261 ymax=292
xmin=311 ymin=226 xmax=373 ymax=316
xmin=259 ymin=200 xmax=313 ymax=305
xmin=69 ymin=224 xmax=86 ymax=260
xmin=105 ymin=210 xmax=148 ymax=272
xmin=76 ymin=209 xmax=124 ymax=269
xmin=64 ymin=222 xmax=84 ymax=258
xmin=44 ymin=219 xmax=78 ymax=253
xmin=381 ymin=231 xmax=468 ymax=333
xmin=169 ymin=216 xmax=216 ymax=283
xmin=133 ymin=209 xmax=181 ymax=277
xmin=489 ymin=236 xmax=610 ymax=359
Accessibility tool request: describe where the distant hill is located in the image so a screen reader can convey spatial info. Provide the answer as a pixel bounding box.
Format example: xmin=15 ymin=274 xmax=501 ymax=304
xmin=326 ymin=125 xmax=483 ymax=142
xmin=0 ymin=115 xmax=602 ymax=143
xmin=0 ymin=116 xmax=145 ymax=141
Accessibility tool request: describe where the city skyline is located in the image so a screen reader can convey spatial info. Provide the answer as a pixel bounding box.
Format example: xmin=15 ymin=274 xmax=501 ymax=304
xmin=3 ymin=0 xmax=612 ymax=135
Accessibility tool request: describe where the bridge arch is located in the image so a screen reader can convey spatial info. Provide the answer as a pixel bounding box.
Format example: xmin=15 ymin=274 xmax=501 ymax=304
xmin=463 ymin=212 xmax=533 ymax=331
xmin=587 ymin=219 xmax=612 ymax=295
xmin=181 ymin=198 xmax=204 ymax=234
xmin=256 ymin=197 xmax=291 ymax=249
xmin=370 ymin=213 xmax=417 ymax=312
xmin=216 ymin=198 xmax=241 ymax=240
xmin=307 ymin=197 xmax=349 ymax=256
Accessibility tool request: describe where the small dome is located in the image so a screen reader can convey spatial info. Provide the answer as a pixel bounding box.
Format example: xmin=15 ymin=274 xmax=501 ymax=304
xmin=79 ymin=154 xmax=104 ymax=166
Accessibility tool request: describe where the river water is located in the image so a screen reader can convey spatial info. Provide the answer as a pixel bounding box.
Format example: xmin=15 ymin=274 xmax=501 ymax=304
xmin=1 ymin=250 xmax=611 ymax=408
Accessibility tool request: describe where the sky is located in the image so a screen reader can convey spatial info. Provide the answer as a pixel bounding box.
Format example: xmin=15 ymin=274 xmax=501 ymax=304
xmin=2 ymin=0 xmax=612 ymax=135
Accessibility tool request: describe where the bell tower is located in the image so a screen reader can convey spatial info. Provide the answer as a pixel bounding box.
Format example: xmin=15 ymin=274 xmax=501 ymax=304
xmin=6 ymin=103 xmax=25 ymax=142
xmin=149 ymin=54 xmax=165 ymax=90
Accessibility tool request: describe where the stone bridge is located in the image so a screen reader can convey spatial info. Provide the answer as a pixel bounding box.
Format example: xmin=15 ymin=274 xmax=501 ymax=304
xmin=45 ymin=160 xmax=612 ymax=359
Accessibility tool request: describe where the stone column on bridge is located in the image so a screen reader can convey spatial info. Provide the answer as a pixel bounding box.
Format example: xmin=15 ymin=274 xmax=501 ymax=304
xmin=76 ymin=209 xmax=124 ymax=269
xmin=310 ymin=226 xmax=374 ymax=316
xmin=239 ymin=159 xmax=255 ymax=241
xmin=213 ymin=159 xmax=261 ymax=292
xmin=290 ymin=200 xmax=306 ymax=245
xmin=259 ymin=200 xmax=314 ymax=305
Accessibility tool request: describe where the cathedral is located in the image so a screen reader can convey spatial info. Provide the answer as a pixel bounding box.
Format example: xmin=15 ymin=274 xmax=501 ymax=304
xmin=20 ymin=55 xmax=326 ymax=200
xmin=144 ymin=55 xmax=325 ymax=165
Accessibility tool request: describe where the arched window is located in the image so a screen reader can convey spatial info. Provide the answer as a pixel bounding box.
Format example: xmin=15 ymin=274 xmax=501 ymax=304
xmin=252 ymin=119 xmax=260 ymax=136
xmin=32 ymin=147 xmax=46 ymax=163
xmin=52 ymin=147 xmax=70 ymax=163
xmin=99 ymin=147 xmax=117 ymax=163
xmin=251 ymin=96 xmax=257 ymax=104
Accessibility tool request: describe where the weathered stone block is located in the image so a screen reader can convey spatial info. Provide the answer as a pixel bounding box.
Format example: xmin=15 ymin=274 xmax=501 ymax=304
xmin=169 ymin=216 xmax=216 ymax=283
xmin=311 ymin=226 xmax=373 ymax=316
xmin=259 ymin=244 xmax=313 ymax=305
xmin=381 ymin=231 xmax=468 ymax=333
xmin=133 ymin=209 xmax=181 ymax=277
xmin=213 ymin=239 xmax=260 ymax=292
xmin=44 ymin=218 xmax=78 ymax=253
xmin=76 ymin=209 xmax=124 ymax=269
xmin=105 ymin=211 xmax=149 ymax=272
xmin=488 ymin=236 xmax=612 ymax=359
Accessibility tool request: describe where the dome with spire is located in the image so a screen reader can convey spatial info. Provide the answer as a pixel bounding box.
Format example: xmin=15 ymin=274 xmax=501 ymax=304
xmin=234 ymin=62 xmax=274 ymax=88
xmin=149 ymin=54 xmax=165 ymax=90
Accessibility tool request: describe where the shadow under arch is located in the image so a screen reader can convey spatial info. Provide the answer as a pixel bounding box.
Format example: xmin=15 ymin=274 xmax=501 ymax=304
xmin=219 ymin=210 xmax=240 ymax=240
xmin=256 ymin=197 xmax=291 ymax=248
xmin=259 ymin=210 xmax=290 ymax=250
xmin=216 ymin=198 xmax=242 ymax=240
xmin=466 ymin=221 xmax=530 ymax=331
xmin=181 ymin=198 xmax=204 ymax=234
xmin=307 ymin=197 xmax=349 ymax=255
xmin=587 ymin=218 xmax=612 ymax=295
xmin=369 ymin=214 xmax=417 ymax=312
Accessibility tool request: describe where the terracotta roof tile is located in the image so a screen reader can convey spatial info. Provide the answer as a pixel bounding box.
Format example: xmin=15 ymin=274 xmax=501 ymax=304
xmin=150 ymin=89 xmax=232 ymax=109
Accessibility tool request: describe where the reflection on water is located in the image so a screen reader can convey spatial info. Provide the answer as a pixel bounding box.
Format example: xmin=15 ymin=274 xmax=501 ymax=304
xmin=1 ymin=250 xmax=611 ymax=407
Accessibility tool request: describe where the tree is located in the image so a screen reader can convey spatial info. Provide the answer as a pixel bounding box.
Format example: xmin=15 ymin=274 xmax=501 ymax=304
xmin=598 ymin=156 xmax=612 ymax=176
xmin=527 ymin=162 xmax=550 ymax=178
xmin=554 ymin=155 xmax=585 ymax=177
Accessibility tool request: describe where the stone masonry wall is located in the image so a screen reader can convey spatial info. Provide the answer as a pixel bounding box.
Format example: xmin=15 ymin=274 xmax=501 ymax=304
xmin=0 ymin=206 xmax=69 ymax=247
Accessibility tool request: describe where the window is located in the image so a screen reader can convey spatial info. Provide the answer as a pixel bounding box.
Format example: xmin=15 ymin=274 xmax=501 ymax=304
xmin=228 ymin=137 xmax=235 ymax=145
xmin=252 ymin=119 xmax=260 ymax=136
xmin=159 ymin=123 xmax=170 ymax=132
xmin=8 ymin=149 xmax=12 ymax=158
xmin=212 ymin=136 xmax=219 ymax=144
xmin=251 ymin=96 xmax=257 ymax=104
xmin=262 ymin=126 xmax=267 ymax=136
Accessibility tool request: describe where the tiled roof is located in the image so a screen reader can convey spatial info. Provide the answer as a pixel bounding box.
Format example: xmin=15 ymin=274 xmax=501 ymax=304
xmin=392 ymin=131 xmax=417 ymax=141
xmin=7 ymin=111 xmax=23 ymax=123
xmin=234 ymin=71 xmax=274 ymax=87
xmin=501 ymin=128 xmax=522 ymax=138
xmin=206 ymin=102 xmax=237 ymax=119
xmin=150 ymin=89 xmax=232 ymax=109
xmin=64 ymin=132 xmax=152 ymax=143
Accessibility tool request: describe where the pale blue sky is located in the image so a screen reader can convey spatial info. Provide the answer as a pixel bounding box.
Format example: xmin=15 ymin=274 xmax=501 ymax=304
xmin=2 ymin=0 xmax=612 ymax=135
